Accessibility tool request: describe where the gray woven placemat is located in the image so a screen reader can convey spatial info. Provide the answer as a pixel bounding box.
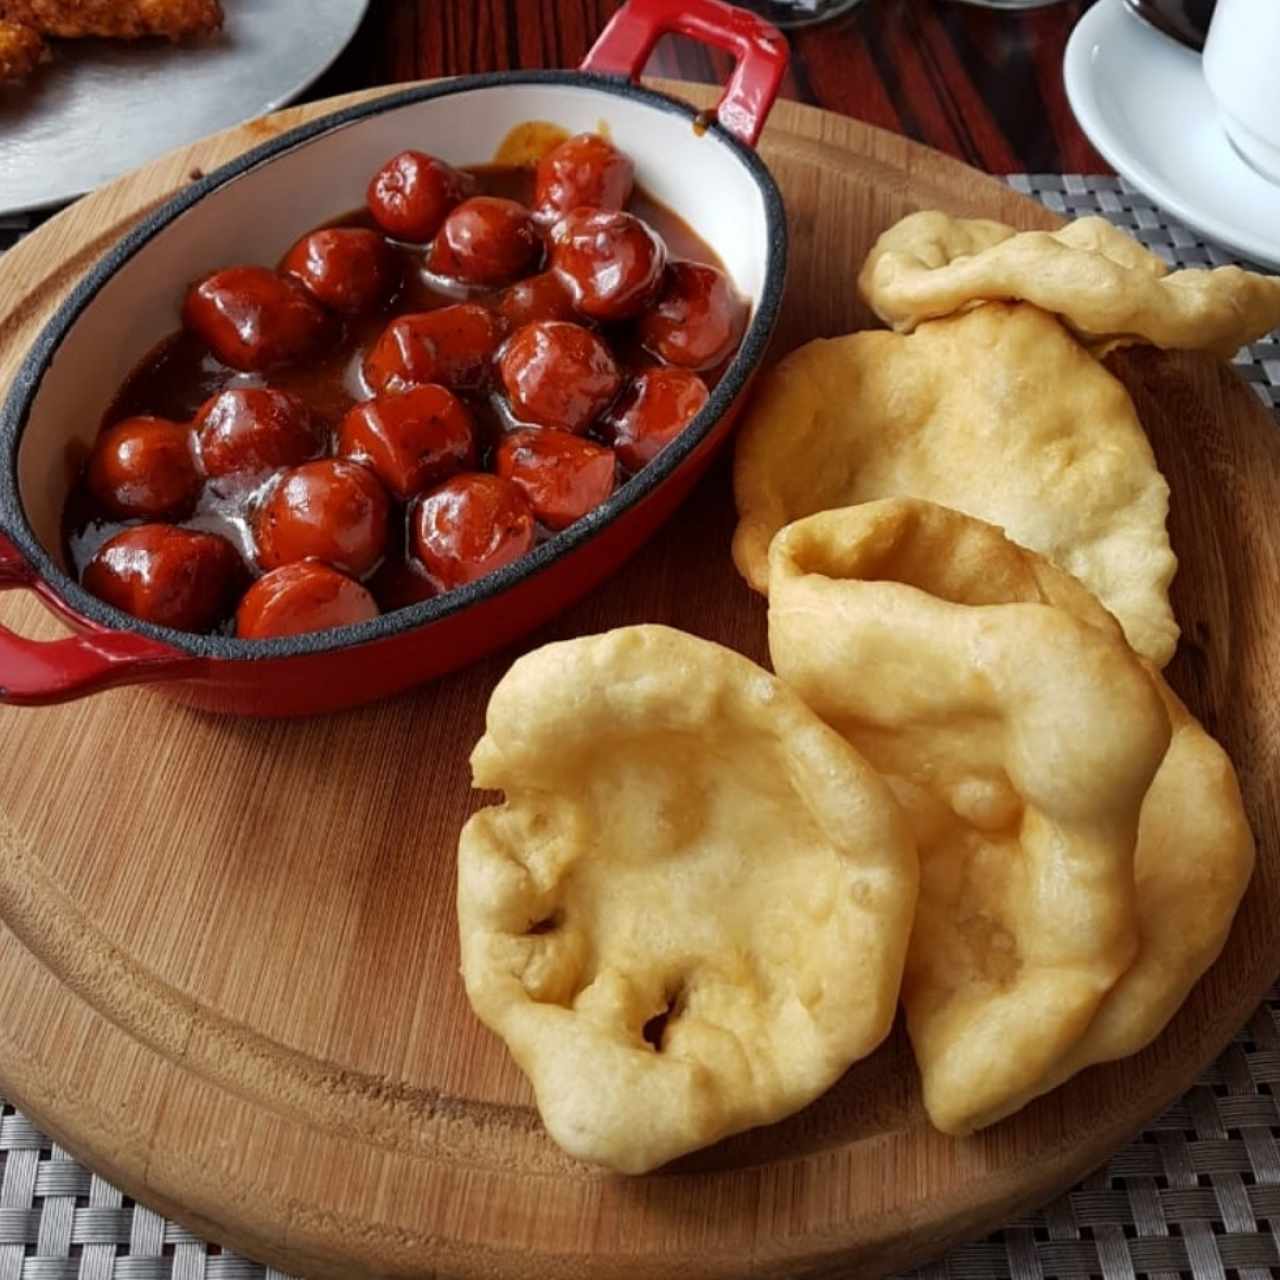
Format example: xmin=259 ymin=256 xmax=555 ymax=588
xmin=0 ymin=174 xmax=1277 ymax=1280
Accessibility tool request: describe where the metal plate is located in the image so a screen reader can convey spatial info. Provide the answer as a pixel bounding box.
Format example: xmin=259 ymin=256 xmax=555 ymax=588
xmin=0 ymin=0 xmax=369 ymax=217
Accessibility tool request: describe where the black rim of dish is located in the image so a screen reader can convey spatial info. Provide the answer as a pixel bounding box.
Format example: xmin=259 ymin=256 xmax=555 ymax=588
xmin=0 ymin=71 xmax=789 ymax=662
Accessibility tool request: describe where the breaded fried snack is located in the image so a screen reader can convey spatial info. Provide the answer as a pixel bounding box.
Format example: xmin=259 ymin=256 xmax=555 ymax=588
xmin=0 ymin=18 xmax=46 ymax=78
xmin=0 ymin=0 xmax=222 ymax=40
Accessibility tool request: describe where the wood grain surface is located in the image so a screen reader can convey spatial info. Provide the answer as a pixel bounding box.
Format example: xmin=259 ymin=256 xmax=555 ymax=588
xmin=312 ymin=0 xmax=1110 ymax=175
xmin=0 ymin=81 xmax=1275 ymax=1280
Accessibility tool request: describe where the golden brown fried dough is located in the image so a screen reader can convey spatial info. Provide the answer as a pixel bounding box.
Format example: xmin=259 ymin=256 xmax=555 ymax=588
xmin=1043 ymin=679 xmax=1254 ymax=1088
xmin=768 ymin=498 xmax=1252 ymax=1133
xmin=0 ymin=0 xmax=221 ymax=39
xmin=457 ymin=625 xmax=918 ymax=1173
xmin=0 ymin=18 xmax=46 ymax=78
xmin=858 ymin=211 xmax=1280 ymax=358
xmin=732 ymin=303 xmax=1179 ymax=666
xmin=767 ymin=500 xmax=1166 ymax=1133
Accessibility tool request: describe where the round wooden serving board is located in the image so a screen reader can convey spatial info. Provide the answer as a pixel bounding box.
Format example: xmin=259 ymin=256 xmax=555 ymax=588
xmin=0 ymin=82 xmax=1277 ymax=1280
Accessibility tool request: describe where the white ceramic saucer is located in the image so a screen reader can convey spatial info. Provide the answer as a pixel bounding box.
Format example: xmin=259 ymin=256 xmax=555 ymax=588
xmin=1064 ymin=0 xmax=1280 ymax=270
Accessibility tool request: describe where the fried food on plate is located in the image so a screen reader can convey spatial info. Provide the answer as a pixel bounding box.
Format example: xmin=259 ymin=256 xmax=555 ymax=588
xmin=457 ymin=625 xmax=918 ymax=1173
xmin=732 ymin=302 xmax=1179 ymax=666
xmin=858 ymin=210 xmax=1280 ymax=357
xmin=768 ymin=498 xmax=1252 ymax=1134
xmin=1039 ymin=677 xmax=1254 ymax=1091
xmin=0 ymin=18 xmax=46 ymax=78
xmin=0 ymin=0 xmax=222 ymax=39
xmin=768 ymin=499 xmax=1167 ymax=1133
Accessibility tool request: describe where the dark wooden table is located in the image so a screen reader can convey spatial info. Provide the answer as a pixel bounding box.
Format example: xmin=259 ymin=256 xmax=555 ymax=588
xmin=308 ymin=0 xmax=1109 ymax=176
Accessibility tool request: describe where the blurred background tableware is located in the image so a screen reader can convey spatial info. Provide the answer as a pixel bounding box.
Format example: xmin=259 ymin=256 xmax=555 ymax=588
xmin=728 ymin=0 xmax=1078 ymax=24
xmin=947 ymin=0 xmax=1069 ymax=9
xmin=1123 ymin=0 xmax=1214 ymax=49
xmin=0 ymin=0 xmax=370 ymax=216
xmin=1203 ymin=0 xmax=1280 ymax=184
xmin=1065 ymin=0 xmax=1280 ymax=270
xmin=725 ymin=0 xmax=866 ymax=28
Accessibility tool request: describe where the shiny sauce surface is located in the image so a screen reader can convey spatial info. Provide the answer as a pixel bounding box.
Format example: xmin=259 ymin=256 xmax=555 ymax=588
xmin=64 ymin=163 xmax=737 ymax=624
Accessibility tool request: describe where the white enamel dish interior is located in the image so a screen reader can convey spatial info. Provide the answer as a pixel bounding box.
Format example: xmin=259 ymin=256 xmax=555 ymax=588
xmin=17 ymin=81 xmax=773 ymax=572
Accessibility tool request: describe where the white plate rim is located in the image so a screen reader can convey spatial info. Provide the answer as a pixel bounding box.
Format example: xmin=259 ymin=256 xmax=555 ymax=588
xmin=1063 ymin=0 xmax=1280 ymax=271
xmin=0 ymin=0 xmax=372 ymax=217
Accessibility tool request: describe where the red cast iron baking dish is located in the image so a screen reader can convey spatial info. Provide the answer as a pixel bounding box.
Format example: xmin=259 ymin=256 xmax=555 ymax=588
xmin=0 ymin=0 xmax=789 ymax=716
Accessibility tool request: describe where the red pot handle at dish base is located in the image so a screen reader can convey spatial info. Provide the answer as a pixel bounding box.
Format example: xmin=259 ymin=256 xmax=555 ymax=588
xmin=0 ymin=532 xmax=196 ymax=706
xmin=581 ymin=0 xmax=789 ymax=147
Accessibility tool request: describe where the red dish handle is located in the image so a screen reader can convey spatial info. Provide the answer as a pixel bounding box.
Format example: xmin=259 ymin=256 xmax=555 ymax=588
xmin=581 ymin=0 xmax=789 ymax=147
xmin=0 ymin=532 xmax=197 ymax=706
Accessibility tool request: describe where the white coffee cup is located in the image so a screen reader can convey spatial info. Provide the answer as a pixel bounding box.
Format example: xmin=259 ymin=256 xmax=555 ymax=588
xmin=1203 ymin=0 xmax=1280 ymax=184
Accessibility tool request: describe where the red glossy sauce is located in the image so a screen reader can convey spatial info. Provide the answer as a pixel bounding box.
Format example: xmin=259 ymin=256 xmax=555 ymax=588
xmin=63 ymin=146 xmax=747 ymax=638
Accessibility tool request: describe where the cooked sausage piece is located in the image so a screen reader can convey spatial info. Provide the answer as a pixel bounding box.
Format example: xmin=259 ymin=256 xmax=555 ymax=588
xmin=254 ymin=459 xmax=390 ymax=578
xmin=83 ymin=524 xmax=243 ymax=632
xmin=183 ymin=266 xmax=332 ymax=372
xmin=235 ymin=561 xmax=379 ymax=639
xmin=494 ymin=429 xmax=616 ymax=531
xmin=603 ymin=367 xmax=709 ymax=471
xmin=338 ymin=384 xmax=476 ymax=501
xmin=425 ymin=197 xmax=541 ymax=287
xmin=362 ymin=304 xmax=504 ymax=394
xmin=497 ymin=320 xmax=621 ymax=433
xmin=412 ymin=473 xmax=535 ymax=590
xmin=534 ymin=133 xmax=634 ymax=220
xmin=637 ymin=260 xmax=747 ymax=370
xmin=549 ymin=207 xmax=665 ymax=321
xmin=367 ymin=151 xmax=476 ymax=243
xmin=86 ymin=415 xmax=202 ymax=520
xmin=194 ymin=387 xmax=319 ymax=479
xmin=281 ymin=228 xmax=399 ymax=316
xmin=496 ymin=271 xmax=578 ymax=330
